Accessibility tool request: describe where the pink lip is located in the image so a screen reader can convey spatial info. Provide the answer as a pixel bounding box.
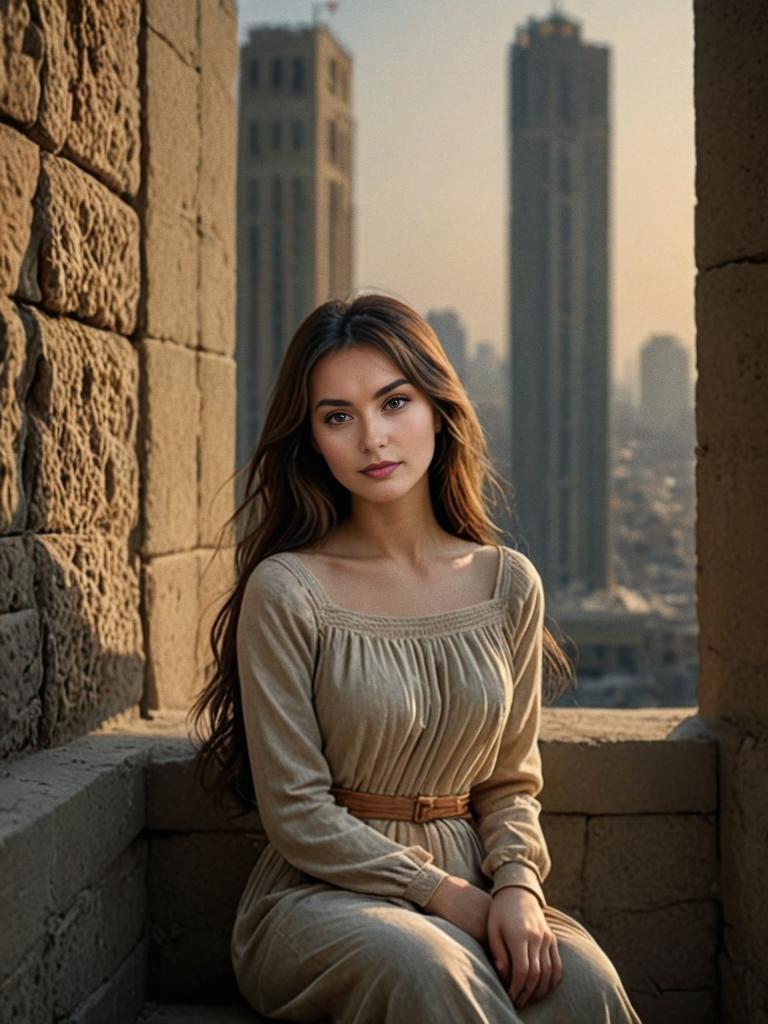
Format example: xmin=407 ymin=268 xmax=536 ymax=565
xmin=361 ymin=462 xmax=400 ymax=479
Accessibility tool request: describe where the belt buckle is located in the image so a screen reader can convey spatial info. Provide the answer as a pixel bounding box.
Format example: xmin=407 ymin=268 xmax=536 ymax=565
xmin=413 ymin=795 xmax=437 ymax=822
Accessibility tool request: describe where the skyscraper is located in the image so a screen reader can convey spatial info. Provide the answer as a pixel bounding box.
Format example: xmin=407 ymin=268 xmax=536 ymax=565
xmin=236 ymin=25 xmax=354 ymax=466
xmin=508 ymin=9 xmax=611 ymax=594
xmin=639 ymin=334 xmax=691 ymax=436
xmin=425 ymin=308 xmax=468 ymax=385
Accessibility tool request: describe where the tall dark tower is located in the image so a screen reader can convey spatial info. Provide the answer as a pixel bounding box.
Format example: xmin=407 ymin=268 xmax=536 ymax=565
xmin=508 ymin=10 xmax=611 ymax=594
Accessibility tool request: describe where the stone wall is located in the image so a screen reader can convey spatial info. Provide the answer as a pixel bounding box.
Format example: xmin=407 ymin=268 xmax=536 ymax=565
xmin=0 ymin=0 xmax=237 ymax=757
xmin=694 ymin=2 xmax=768 ymax=1021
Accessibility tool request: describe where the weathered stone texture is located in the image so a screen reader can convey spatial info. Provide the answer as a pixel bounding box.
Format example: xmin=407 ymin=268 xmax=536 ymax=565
xmin=33 ymin=533 xmax=144 ymax=745
xmin=540 ymin=813 xmax=586 ymax=911
xmin=28 ymin=0 xmax=75 ymax=153
xmin=143 ymin=552 xmax=200 ymax=710
xmin=0 ymin=608 xmax=42 ymax=755
xmin=145 ymin=0 xmax=198 ymax=67
xmin=695 ymin=0 xmax=768 ymax=268
xmin=0 ymin=534 xmax=34 ymax=611
xmin=0 ymin=0 xmax=43 ymax=126
xmin=584 ymin=814 xmax=718 ymax=914
xmin=139 ymin=338 xmax=199 ymax=555
xmin=61 ymin=0 xmax=141 ymax=195
xmin=589 ymin=900 xmax=718 ymax=994
xmin=28 ymin=154 xmax=140 ymax=332
xmin=66 ymin=938 xmax=147 ymax=1024
xmin=695 ymin=264 xmax=768 ymax=725
xmin=198 ymin=0 xmax=236 ymax=357
xmin=0 ymin=298 xmax=32 ymax=532
xmin=0 ymin=123 xmax=39 ymax=294
xmin=198 ymin=353 xmax=236 ymax=546
xmin=22 ymin=307 xmax=139 ymax=536
xmin=142 ymin=30 xmax=199 ymax=347
xmin=197 ymin=545 xmax=235 ymax=686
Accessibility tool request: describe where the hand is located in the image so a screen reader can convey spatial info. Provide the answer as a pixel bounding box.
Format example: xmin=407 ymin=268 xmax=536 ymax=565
xmin=423 ymin=874 xmax=492 ymax=945
xmin=487 ymin=886 xmax=562 ymax=1010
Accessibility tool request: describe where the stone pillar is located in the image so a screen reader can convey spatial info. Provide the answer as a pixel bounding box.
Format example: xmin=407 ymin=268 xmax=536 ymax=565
xmin=139 ymin=0 xmax=237 ymax=712
xmin=695 ymin=2 xmax=768 ymax=1019
xmin=0 ymin=0 xmax=238 ymax=752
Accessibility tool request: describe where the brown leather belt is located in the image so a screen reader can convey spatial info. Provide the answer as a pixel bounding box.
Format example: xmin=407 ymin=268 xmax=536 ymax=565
xmin=331 ymin=786 xmax=473 ymax=823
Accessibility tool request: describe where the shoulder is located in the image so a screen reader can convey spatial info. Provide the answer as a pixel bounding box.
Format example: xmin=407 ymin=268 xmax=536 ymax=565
xmin=241 ymin=553 xmax=317 ymax=622
xmin=501 ymin=546 xmax=544 ymax=601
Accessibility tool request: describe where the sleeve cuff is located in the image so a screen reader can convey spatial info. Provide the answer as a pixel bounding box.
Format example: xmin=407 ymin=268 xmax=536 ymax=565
xmin=491 ymin=861 xmax=547 ymax=909
xmin=403 ymin=862 xmax=451 ymax=908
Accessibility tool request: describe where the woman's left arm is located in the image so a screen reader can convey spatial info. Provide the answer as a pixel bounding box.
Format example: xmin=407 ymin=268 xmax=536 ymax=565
xmin=469 ymin=557 xmax=561 ymax=1007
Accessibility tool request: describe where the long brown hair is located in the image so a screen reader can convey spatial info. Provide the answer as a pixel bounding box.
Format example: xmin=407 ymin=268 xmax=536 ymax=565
xmin=190 ymin=292 xmax=574 ymax=812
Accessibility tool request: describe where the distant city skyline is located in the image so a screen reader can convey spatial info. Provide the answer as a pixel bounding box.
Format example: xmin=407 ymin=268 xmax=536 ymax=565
xmin=236 ymin=1 xmax=695 ymax=393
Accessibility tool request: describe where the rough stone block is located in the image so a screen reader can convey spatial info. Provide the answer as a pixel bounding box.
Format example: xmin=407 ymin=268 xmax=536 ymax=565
xmin=541 ymin=813 xmax=586 ymax=910
xmin=22 ymin=306 xmax=139 ymax=536
xmin=146 ymin=0 xmax=198 ymax=66
xmin=695 ymin=264 xmax=768 ymax=724
xmin=197 ymin=545 xmax=235 ymax=685
xmin=0 ymin=123 xmax=39 ymax=294
xmin=198 ymin=2 xmax=236 ymax=357
xmin=29 ymin=154 xmax=140 ymax=332
xmin=584 ymin=814 xmax=718 ymax=914
xmin=0 ymin=0 xmax=43 ymax=126
xmin=145 ymin=740 xmax=264 ymax=836
xmin=695 ymin=1 xmax=768 ymax=268
xmin=48 ymin=840 xmax=147 ymax=1018
xmin=0 ymin=298 xmax=32 ymax=532
xmin=587 ymin=900 xmax=718 ymax=993
xmin=61 ymin=0 xmax=140 ymax=195
xmin=0 ymin=608 xmax=42 ymax=756
xmin=143 ymin=552 xmax=201 ymax=710
xmin=139 ymin=338 xmax=199 ymax=555
xmin=142 ymin=30 xmax=199 ymax=347
xmin=149 ymin=832 xmax=260 ymax=933
xmin=66 ymin=939 xmax=147 ymax=1024
xmin=28 ymin=0 xmax=74 ymax=153
xmin=540 ymin=737 xmax=717 ymax=815
xmin=32 ymin=533 xmax=144 ymax=745
xmin=717 ymin=723 xmax=768 ymax=977
xmin=632 ymin=988 xmax=716 ymax=1024
xmin=198 ymin=353 xmax=236 ymax=546
xmin=0 ymin=534 xmax=34 ymax=612
xmin=147 ymin=926 xmax=240 ymax=1003
xmin=0 ymin=935 xmax=52 ymax=1024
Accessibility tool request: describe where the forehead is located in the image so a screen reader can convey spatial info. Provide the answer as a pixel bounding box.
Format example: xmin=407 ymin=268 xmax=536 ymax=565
xmin=308 ymin=344 xmax=403 ymax=393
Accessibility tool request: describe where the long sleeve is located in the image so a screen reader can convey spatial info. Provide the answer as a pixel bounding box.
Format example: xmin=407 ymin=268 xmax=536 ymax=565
xmin=470 ymin=557 xmax=552 ymax=908
xmin=236 ymin=558 xmax=450 ymax=907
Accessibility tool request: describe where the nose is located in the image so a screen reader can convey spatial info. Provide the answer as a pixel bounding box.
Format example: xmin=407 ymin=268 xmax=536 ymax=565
xmin=360 ymin=411 xmax=387 ymax=452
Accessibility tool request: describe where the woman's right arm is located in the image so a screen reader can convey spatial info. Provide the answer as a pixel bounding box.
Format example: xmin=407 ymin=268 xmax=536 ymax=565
xmin=236 ymin=558 xmax=449 ymax=909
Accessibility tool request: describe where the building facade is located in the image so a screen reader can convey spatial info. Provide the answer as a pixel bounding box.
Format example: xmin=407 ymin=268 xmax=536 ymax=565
xmin=508 ymin=11 xmax=611 ymax=594
xmin=639 ymin=333 xmax=691 ymax=436
xmin=236 ymin=25 xmax=354 ymax=466
xmin=425 ymin=308 xmax=468 ymax=385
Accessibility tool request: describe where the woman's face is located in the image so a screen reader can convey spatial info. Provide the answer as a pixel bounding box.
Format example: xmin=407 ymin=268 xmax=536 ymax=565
xmin=308 ymin=343 xmax=442 ymax=504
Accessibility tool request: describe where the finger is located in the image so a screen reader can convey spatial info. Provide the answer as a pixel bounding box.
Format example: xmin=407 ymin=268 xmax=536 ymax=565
xmin=527 ymin=939 xmax=553 ymax=1004
xmin=550 ymin=935 xmax=563 ymax=989
xmin=515 ymin=948 xmax=541 ymax=1009
xmin=488 ymin=926 xmax=510 ymax=988
xmin=508 ymin=943 xmax=532 ymax=1003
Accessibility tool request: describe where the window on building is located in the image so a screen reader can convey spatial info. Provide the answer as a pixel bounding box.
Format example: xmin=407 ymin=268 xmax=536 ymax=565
xmin=291 ymin=120 xmax=304 ymax=151
xmin=271 ymin=176 xmax=283 ymax=216
xmin=329 ymin=57 xmax=338 ymax=93
xmin=559 ymin=149 xmax=571 ymax=194
xmin=247 ymin=178 xmax=259 ymax=216
xmin=340 ymin=67 xmax=349 ymax=101
xmin=249 ymin=121 xmax=260 ymax=156
xmin=271 ymin=57 xmax=283 ymax=89
xmin=272 ymin=120 xmax=282 ymax=152
xmin=249 ymin=59 xmax=260 ymax=90
xmin=291 ymin=57 xmax=305 ymax=95
xmin=328 ymin=119 xmax=338 ymax=164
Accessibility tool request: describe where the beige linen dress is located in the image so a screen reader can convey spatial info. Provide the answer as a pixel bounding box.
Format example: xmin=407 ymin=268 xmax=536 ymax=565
xmin=232 ymin=545 xmax=642 ymax=1023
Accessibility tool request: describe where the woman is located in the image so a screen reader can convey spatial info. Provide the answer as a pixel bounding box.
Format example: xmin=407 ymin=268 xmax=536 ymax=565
xmin=192 ymin=294 xmax=642 ymax=1023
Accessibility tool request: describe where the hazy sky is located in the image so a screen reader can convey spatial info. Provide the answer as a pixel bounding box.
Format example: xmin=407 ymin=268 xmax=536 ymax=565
xmin=237 ymin=1 xmax=695 ymax=393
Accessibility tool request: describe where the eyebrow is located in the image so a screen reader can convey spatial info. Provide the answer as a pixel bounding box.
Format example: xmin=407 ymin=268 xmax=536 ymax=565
xmin=314 ymin=378 xmax=411 ymax=411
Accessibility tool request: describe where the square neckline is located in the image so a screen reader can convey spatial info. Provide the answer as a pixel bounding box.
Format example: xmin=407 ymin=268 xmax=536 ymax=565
xmin=278 ymin=544 xmax=507 ymax=625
